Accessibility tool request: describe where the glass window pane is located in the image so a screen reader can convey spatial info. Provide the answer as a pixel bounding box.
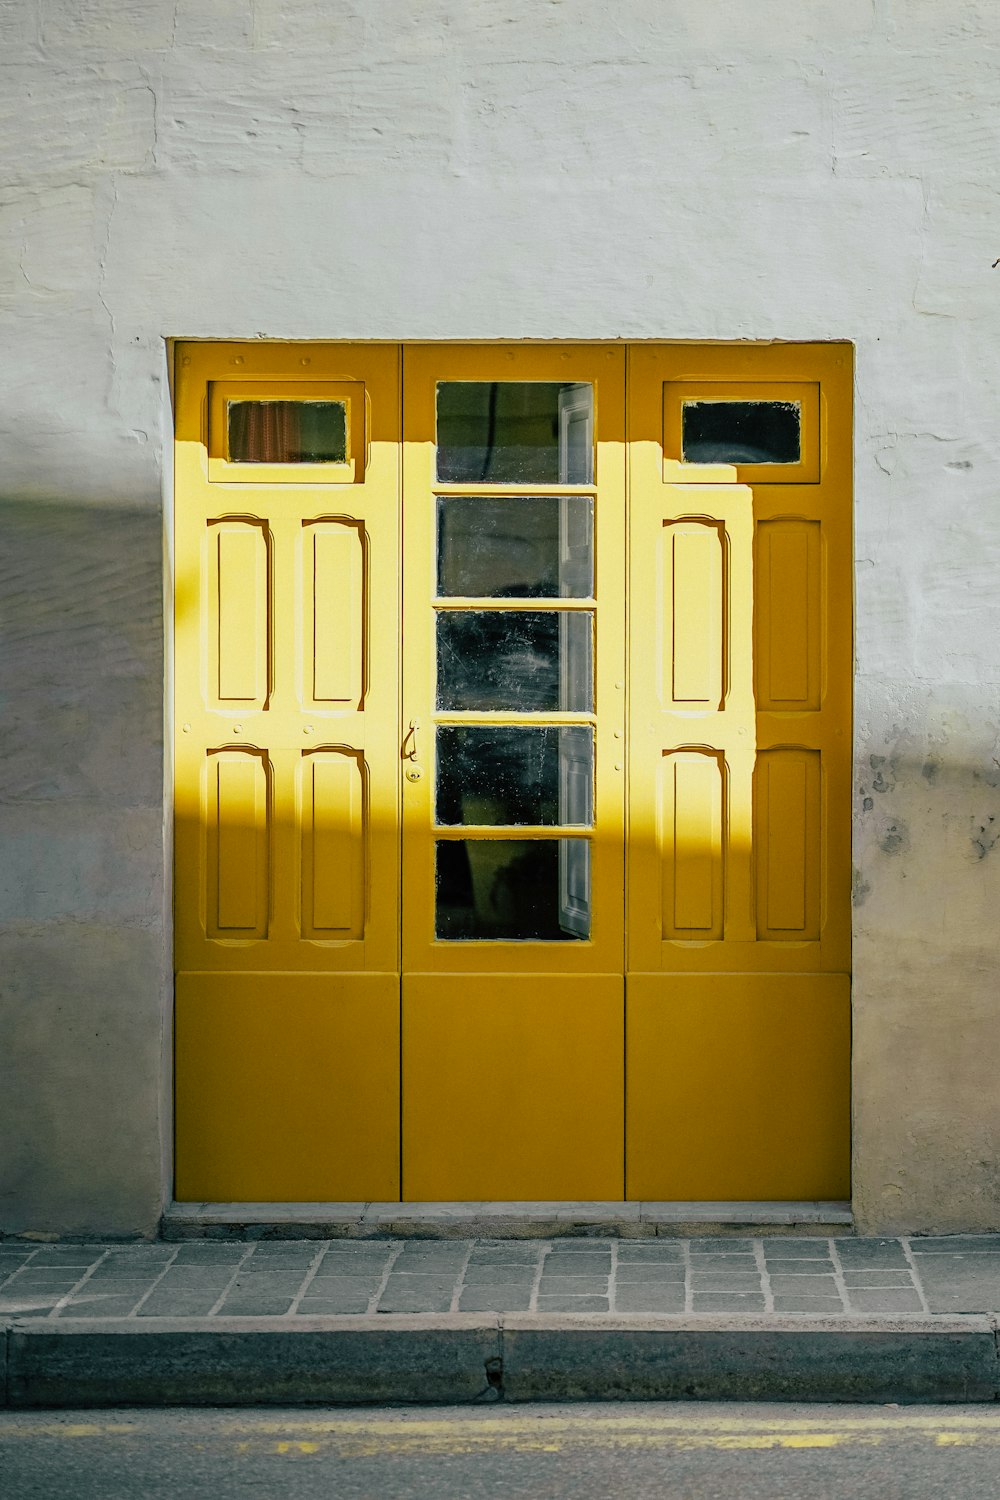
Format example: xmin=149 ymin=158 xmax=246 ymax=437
xmin=436 ymin=382 xmax=594 ymax=484
xmin=436 ymin=726 xmax=593 ymax=826
xmin=435 ymin=839 xmax=590 ymax=940
xmin=437 ymin=496 xmax=593 ymax=598
xmin=228 ymin=400 xmax=347 ymax=464
xmin=436 ymin=611 xmax=593 ymax=712
xmin=681 ymin=400 xmax=800 ymax=465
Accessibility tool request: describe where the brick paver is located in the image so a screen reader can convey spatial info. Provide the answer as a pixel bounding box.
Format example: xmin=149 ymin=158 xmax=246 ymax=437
xmin=1 ymin=1236 xmax=999 ymax=1319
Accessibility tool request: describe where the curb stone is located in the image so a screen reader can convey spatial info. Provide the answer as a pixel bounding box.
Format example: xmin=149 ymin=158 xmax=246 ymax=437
xmin=501 ymin=1314 xmax=1000 ymax=1404
xmin=3 ymin=1313 xmax=998 ymax=1409
xmin=6 ymin=1316 xmax=501 ymax=1410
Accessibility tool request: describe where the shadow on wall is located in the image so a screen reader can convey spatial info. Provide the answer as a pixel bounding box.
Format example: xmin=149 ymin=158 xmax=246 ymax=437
xmin=0 ymin=494 xmax=166 ymax=1237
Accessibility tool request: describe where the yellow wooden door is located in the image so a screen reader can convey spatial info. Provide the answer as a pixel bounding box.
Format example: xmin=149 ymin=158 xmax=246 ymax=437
xmin=626 ymin=343 xmax=853 ymax=1200
xmin=399 ymin=345 xmax=627 ymax=1199
xmin=173 ymin=343 xmax=401 ymax=1201
xmin=173 ymin=339 xmax=851 ymax=1207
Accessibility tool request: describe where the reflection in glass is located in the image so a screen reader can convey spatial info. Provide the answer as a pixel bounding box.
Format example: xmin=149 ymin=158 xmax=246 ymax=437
xmin=228 ymin=400 xmax=348 ymax=464
xmin=437 ymin=496 xmax=593 ymax=598
xmin=436 ymin=611 xmax=593 ymax=712
xmin=436 ymin=726 xmax=594 ymax=826
xmin=681 ymin=400 xmax=800 ymax=465
xmin=436 ymin=382 xmax=594 ymax=484
xmin=435 ymin=839 xmax=590 ymax=940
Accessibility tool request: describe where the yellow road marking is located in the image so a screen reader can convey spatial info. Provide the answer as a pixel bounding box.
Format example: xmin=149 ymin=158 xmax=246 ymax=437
xmin=5 ymin=1410 xmax=999 ymax=1456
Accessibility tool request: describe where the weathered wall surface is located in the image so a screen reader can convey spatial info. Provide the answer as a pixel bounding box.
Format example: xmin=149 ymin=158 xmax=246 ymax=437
xmin=2 ymin=0 xmax=999 ymax=1234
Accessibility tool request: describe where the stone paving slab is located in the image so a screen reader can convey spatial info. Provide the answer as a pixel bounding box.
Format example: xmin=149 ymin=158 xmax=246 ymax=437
xmin=2 ymin=1236 xmax=1000 ymax=1320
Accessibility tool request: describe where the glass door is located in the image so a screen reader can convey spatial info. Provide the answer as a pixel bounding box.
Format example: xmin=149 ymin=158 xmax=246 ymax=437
xmin=400 ymin=345 xmax=626 ymax=1199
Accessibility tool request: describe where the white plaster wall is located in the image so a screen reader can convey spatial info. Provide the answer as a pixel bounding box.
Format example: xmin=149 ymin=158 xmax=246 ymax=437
xmin=2 ymin=0 xmax=999 ymax=1234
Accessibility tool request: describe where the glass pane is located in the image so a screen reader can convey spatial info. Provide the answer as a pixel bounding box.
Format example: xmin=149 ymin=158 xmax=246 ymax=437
xmin=437 ymin=498 xmax=593 ymax=603
xmin=435 ymin=839 xmax=590 ymax=940
xmin=436 ymin=611 xmax=593 ymax=712
xmin=228 ymin=400 xmax=347 ymax=463
xmin=436 ymin=726 xmax=594 ymax=826
xmin=681 ymin=400 xmax=800 ymax=464
xmin=437 ymin=495 xmax=593 ymax=598
xmin=436 ymin=382 xmax=594 ymax=484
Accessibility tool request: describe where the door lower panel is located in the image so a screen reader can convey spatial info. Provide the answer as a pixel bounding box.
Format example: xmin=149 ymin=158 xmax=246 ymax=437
xmin=626 ymin=972 xmax=850 ymax=1201
xmin=175 ymin=972 xmax=399 ymax=1202
xmin=402 ymin=973 xmax=624 ymax=1200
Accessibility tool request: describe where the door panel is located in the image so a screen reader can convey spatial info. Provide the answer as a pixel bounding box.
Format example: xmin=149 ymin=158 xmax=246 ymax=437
xmin=627 ymin=343 xmax=852 ymax=1199
xmin=175 ymin=972 xmax=399 ymax=1201
xmin=207 ymin=750 xmax=270 ymax=938
xmin=174 ymin=343 xmax=399 ymax=977
xmin=626 ymin=973 xmax=851 ymax=1201
xmin=402 ymin=974 xmax=624 ymax=1201
xmin=173 ymin=344 xmax=400 ymax=1203
xmin=303 ymin=520 xmax=365 ymax=707
xmin=400 ymin=345 xmax=626 ymax=1198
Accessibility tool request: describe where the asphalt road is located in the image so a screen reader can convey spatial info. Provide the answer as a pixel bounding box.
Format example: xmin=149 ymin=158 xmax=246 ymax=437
xmin=3 ymin=1402 xmax=1000 ymax=1499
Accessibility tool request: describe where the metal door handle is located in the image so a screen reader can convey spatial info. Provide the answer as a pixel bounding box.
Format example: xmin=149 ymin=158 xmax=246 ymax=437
xmin=401 ymin=719 xmax=420 ymax=761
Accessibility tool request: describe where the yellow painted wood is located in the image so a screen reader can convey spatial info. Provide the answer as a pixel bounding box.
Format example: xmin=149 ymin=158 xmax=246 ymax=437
xmin=402 ymin=974 xmax=624 ymax=1200
xmin=664 ymin=521 xmax=724 ymax=707
xmin=755 ymin=519 xmax=821 ymax=710
xmin=400 ymin=343 xmax=626 ymax=978
xmin=207 ymin=751 xmax=269 ymax=937
xmin=174 ymin=343 xmax=400 ymax=1202
xmin=756 ymin=748 xmax=821 ymax=939
xmin=175 ymin=972 xmax=399 ymax=1201
xmin=626 ymin=974 xmax=851 ymax=1201
xmin=174 ymin=342 xmax=400 ymax=976
xmin=627 ymin=342 xmax=852 ymax=1198
xmin=307 ymin=522 xmax=363 ymax=706
xmin=662 ymin=751 xmax=724 ymax=939
xmin=399 ymin=344 xmax=626 ymax=1199
xmin=628 ymin=342 xmax=853 ymax=977
xmin=174 ymin=339 xmax=851 ymax=1207
xmin=212 ymin=522 xmax=267 ymax=704
xmin=301 ymin=750 xmax=365 ymax=939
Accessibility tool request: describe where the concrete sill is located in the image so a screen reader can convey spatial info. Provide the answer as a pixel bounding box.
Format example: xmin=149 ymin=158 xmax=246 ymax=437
xmin=161 ymin=1200 xmax=853 ymax=1240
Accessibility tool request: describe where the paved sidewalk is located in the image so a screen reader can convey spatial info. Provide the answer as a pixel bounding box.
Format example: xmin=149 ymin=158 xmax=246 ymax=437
xmin=3 ymin=1235 xmax=999 ymax=1320
xmin=2 ymin=1236 xmax=999 ymax=1408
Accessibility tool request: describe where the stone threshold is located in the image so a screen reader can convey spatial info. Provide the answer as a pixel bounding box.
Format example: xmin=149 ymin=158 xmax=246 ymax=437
xmin=161 ymin=1200 xmax=853 ymax=1241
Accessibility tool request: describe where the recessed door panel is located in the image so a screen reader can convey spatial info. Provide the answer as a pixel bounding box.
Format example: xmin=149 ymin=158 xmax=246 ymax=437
xmin=661 ymin=750 xmax=725 ymax=941
xmin=756 ymin=519 xmax=821 ymax=711
xmin=209 ymin=520 xmax=269 ymax=709
xmin=301 ymin=749 xmax=366 ymax=940
xmin=755 ymin=748 xmax=822 ymax=940
xmin=662 ymin=521 xmax=725 ymax=709
xmin=304 ymin=520 xmax=365 ymax=710
xmin=206 ymin=750 xmax=269 ymax=939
